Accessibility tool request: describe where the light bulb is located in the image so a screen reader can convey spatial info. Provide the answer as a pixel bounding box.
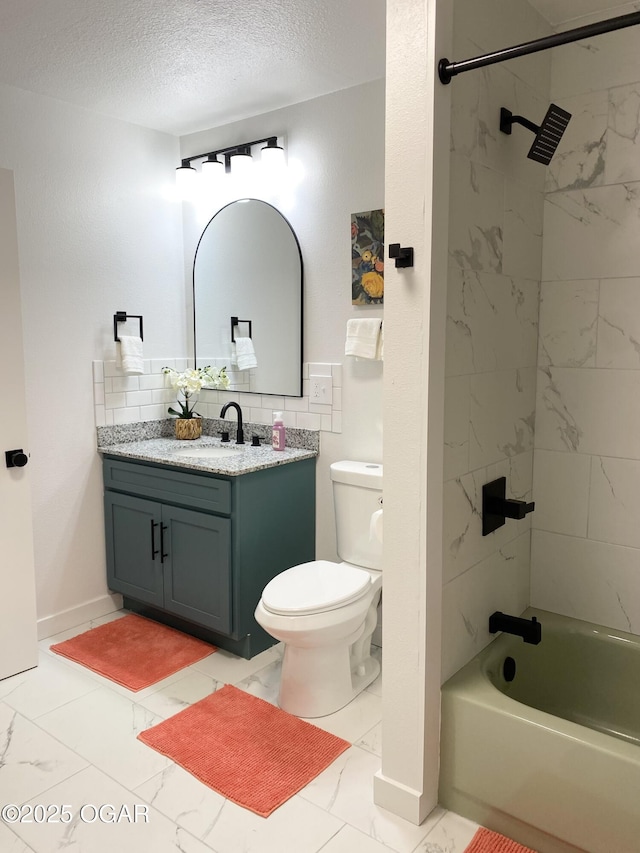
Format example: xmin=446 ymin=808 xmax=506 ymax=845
xmin=175 ymin=164 xmax=198 ymax=199
xmin=261 ymin=143 xmax=286 ymax=172
xmin=229 ymin=148 xmax=254 ymax=176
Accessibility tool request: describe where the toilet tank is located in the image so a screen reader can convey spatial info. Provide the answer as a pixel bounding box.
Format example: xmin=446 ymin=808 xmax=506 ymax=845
xmin=330 ymin=461 xmax=383 ymax=570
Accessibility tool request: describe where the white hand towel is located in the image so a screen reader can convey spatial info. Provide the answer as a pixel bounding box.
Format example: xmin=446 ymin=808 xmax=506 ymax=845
xmin=117 ymin=335 xmax=144 ymax=375
xmin=235 ymin=337 xmax=257 ymax=370
xmin=345 ymin=318 xmax=383 ymax=360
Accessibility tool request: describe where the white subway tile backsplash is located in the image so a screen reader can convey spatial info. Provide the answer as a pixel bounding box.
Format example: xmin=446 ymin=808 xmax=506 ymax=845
xmin=93 ymin=360 xmax=342 ymax=435
xmin=104 ymin=392 xmax=127 ymax=410
xmin=93 ymin=383 xmax=105 ymax=406
xmin=126 ymin=390 xmax=153 ymax=407
xmin=296 ymin=412 xmax=322 ymax=431
xmin=92 ymin=361 xmax=104 ymax=383
xmin=112 ymin=407 xmax=140 ymax=424
xmin=112 ymin=376 xmax=139 ymax=393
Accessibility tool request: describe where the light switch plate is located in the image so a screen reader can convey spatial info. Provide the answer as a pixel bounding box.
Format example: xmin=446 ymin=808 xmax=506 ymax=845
xmin=310 ymin=374 xmax=333 ymax=405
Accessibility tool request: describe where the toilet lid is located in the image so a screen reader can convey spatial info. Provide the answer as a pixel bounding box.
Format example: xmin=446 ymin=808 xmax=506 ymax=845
xmin=262 ymin=561 xmax=371 ymax=616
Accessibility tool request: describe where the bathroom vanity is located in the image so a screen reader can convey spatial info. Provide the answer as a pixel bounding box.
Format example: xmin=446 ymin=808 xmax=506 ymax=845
xmin=100 ymin=435 xmax=316 ymax=658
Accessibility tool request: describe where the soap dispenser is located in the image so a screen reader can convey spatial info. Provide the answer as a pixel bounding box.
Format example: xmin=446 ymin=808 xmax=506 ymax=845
xmin=272 ymin=411 xmax=286 ymax=451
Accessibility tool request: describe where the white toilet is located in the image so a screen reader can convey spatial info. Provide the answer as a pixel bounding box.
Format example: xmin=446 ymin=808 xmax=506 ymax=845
xmin=255 ymin=460 xmax=383 ymax=717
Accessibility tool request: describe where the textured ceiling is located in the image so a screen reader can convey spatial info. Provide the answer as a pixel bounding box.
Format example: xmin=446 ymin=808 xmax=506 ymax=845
xmin=0 ymin=0 xmax=386 ymax=136
xmin=2 ymin=0 xmax=634 ymax=138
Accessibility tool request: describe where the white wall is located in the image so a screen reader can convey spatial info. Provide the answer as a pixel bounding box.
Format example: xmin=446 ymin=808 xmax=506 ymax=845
xmin=442 ymin=0 xmax=551 ymax=681
xmin=0 ymin=82 xmax=185 ymax=635
xmin=531 ymin=19 xmax=640 ymax=634
xmin=180 ymin=80 xmax=385 ymax=560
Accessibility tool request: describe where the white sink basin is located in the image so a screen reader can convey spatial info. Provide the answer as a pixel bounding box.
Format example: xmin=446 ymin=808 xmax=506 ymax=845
xmin=172 ymin=446 xmax=243 ymax=459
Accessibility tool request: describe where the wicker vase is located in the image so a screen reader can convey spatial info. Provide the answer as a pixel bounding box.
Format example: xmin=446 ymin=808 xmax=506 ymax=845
xmin=174 ymin=418 xmax=202 ymax=440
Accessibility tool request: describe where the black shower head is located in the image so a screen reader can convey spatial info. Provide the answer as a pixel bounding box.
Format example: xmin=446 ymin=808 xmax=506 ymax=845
xmin=500 ymin=103 xmax=572 ymax=165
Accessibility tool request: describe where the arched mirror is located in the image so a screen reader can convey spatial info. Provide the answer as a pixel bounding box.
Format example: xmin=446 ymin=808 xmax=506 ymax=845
xmin=193 ymin=199 xmax=303 ymax=397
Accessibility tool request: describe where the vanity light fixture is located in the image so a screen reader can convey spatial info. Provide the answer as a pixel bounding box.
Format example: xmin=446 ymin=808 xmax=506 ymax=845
xmin=228 ymin=145 xmax=253 ymax=176
xmin=200 ymin=154 xmax=225 ymax=182
xmin=261 ymin=138 xmax=286 ymax=170
xmin=175 ymin=136 xmax=286 ymax=198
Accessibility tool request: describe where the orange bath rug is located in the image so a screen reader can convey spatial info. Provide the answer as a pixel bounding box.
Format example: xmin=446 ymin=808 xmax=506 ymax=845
xmin=137 ymin=683 xmax=350 ymax=816
xmin=50 ymin=613 xmax=216 ymax=691
xmin=464 ymin=827 xmax=538 ymax=853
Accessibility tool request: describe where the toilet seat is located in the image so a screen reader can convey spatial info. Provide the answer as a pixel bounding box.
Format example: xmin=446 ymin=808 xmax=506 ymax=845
xmin=261 ymin=560 xmax=371 ymax=616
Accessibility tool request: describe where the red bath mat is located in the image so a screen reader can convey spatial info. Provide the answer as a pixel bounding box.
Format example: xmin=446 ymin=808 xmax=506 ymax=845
xmin=50 ymin=614 xmax=216 ymax=691
xmin=137 ymin=683 xmax=350 ymax=816
xmin=464 ymin=827 xmax=537 ymax=853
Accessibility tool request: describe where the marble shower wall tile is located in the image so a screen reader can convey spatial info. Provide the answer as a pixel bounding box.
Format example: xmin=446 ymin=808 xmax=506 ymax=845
xmin=454 ymin=0 xmax=551 ymax=95
xmin=444 ymin=374 xmax=470 ymax=482
xmin=588 ymin=455 xmax=640 ymax=549
xmin=597 ymin=277 xmax=640 ymax=369
xmin=606 ymin=82 xmax=640 ymax=184
xmin=443 ymin=0 xmax=549 ymax=679
xmin=474 ymin=62 xmax=549 ymax=191
xmin=542 ymin=182 xmax=640 ymax=281
xmin=537 ymin=280 xmax=598 ymax=367
xmin=442 ymin=530 xmax=530 ymax=683
xmin=446 ymin=266 xmax=540 ymax=377
xmin=531 ymin=530 xmax=640 ymax=635
xmin=502 ymin=180 xmax=544 ymax=280
xmin=551 ymin=26 xmax=640 ymax=101
xmin=443 ymin=451 xmax=533 ymax=583
xmin=448 ymin=154 xmax=504 ymax=273
xmin=532 ymin=448 xmax=590 ymax=537
xmin=544 ymin=89 xmax=608 ymax=193
xmin=468 ymin=367 xmax=536 ymax=470
xmin=535 ymin=366 xmax=640 ymax=457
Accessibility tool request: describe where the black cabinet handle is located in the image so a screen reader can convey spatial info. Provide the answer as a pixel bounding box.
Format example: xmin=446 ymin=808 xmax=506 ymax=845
xmin=160 ymin=524 xmax=168 ymax=563
xmin=150 ymin=520 xmax=159 ymax=558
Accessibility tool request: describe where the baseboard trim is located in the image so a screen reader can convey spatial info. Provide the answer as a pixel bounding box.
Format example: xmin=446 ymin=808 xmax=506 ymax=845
xmin=38 ymin=593 xmax=123 ymax=640
xmin=373 ymin=770 xmax=433 ymax=825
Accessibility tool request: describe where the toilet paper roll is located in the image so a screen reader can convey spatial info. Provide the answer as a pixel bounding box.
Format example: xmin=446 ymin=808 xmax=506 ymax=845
xmin=369 ymin=509 xmax=383 ymax=543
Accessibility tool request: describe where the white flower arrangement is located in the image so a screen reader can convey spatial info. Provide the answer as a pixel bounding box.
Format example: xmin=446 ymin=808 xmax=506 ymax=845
xmin=162 ymin=366 xmax=230 ymax=419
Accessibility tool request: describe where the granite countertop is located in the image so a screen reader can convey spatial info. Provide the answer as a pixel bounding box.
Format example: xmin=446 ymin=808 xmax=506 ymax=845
xmin=99 ymin=435 xmax=317 ymax=476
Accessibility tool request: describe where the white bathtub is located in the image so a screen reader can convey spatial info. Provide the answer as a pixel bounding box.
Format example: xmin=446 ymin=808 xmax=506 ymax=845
xmin=440 ymin=608 xmax=640 ymax=853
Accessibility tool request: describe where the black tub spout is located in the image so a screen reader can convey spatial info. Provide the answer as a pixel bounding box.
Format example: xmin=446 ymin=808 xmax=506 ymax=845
xmin=489 ymin=611 xmax=542 ymax=645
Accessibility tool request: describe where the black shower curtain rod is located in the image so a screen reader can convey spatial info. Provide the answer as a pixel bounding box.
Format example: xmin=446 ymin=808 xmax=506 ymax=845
xmin=438 ymin=9 xmax=640 ymax=84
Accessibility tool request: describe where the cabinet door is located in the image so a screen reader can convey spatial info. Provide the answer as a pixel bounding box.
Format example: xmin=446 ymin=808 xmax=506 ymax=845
xmin=104 ymin=492 xmax=164 ymax=607
xmin=161 ymin=504 xmax=231 ymax=634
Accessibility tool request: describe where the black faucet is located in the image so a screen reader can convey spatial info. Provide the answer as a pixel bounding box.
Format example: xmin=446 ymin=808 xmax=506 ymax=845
xmin=482 ymin=477 xmax=535 ymax=535
xmin=219 ymin=402 xmax=244 ymax=444
xmin=489 ymin=611 xmax=542 ymax=645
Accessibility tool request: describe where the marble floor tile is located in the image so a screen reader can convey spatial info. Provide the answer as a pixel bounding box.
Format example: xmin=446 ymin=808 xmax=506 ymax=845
xmin=0 ymin=701 xmax=88 ymax=806
xmin=136 ymin=670 xmax=222 ymax=719
xmin=0 ymin=651 xmax=100 ymax=720
xmin=3 ymin=615 xmax=489 ymax=853
xmin=234 ymin=658 xmax=281 ymax=706
xmin=35 ymin=687 xmax=171 ymax=790
xmin=191 ymin=643 xmax=282 ymax=684
xmin=356 ymin=721 xmax=382 ymax=756
xmin=11 ymin=765 xmax=212 ymax=853
xmin=320 ymin=823 xmax=397 ymax=853
xmin=299 ymin=745 xmax=431 ymax=853
xmin=0 ymin=821 xmax=36 ymax=853
xmin=200 ymin=793 xmax=344 ymax=853
xmin=135 ymin=763 xmax=226 ymax=841
xmin=412 ymin=810 xmax=479 ymax=852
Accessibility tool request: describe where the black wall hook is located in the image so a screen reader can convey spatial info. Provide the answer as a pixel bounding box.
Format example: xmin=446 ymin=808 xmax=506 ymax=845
xmin=388 ymin=243 xmax=414 ymax=268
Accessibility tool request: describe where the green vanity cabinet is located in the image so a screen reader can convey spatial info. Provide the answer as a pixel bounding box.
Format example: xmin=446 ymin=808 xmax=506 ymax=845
xmin=103 ymin=454 xmax=315 ymax=658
